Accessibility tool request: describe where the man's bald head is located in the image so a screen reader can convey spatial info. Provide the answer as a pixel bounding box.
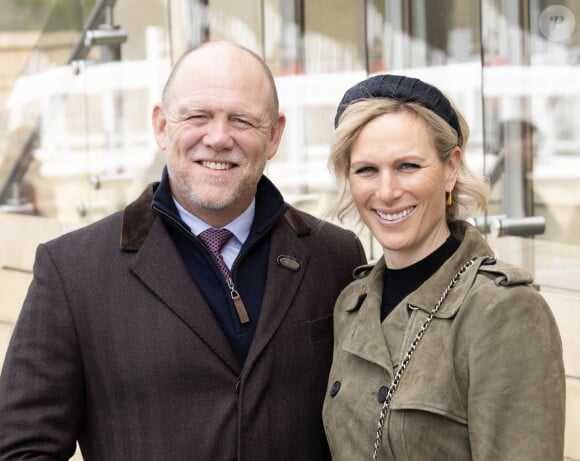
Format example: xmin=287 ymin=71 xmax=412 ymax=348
xmin=161 ymin=41 xmax=279 ymax=124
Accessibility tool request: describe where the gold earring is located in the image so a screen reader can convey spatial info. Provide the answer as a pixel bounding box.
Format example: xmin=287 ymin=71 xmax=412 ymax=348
xmin=446 ymin=190 xmax=453 ymax=206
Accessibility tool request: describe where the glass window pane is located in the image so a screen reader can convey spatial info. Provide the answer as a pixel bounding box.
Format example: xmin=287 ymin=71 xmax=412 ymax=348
xmin=265 ymin=0 xmax=367 ymax=222
xmin=481 ymin=0 xmax=580 ymax=292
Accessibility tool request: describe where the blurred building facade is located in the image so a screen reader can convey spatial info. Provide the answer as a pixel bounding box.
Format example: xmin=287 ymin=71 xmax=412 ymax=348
xmin=1 ymin=1 xmax=579 ymax=459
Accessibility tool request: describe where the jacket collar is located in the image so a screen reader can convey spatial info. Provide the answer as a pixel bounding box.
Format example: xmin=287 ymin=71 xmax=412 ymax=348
xmin=401 ymin=221 xmax=493 ymax=318
xmin=347 ymin=221 xmax=494 ymax=319
xmin=342 ymin=221 xmax=493 ymax=371
xmin=119 ymin=168 xmax=315 ymax=374
xmin=120 ymin=183 xmax=157 ymax=251
xmin=120 ymin=167 xmax=295 ymax=252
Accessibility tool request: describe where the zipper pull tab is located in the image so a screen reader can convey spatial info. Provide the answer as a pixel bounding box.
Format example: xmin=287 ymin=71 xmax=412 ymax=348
xmin=226 ymin=277 xmax=250 ymax=324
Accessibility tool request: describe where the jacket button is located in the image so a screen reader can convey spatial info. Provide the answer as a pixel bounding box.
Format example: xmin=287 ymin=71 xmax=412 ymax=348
xmin=329 ymin=381 xmax=341 ymax=397
xmin=377 ymin=385 xmax=389 ymax=403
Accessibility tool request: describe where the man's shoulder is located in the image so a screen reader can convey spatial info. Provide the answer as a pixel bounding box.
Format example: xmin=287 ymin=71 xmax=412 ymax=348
xmin=283 ymin=205 xmax=357 ymax=240
xmin=281 ymin=206 xmax=366 ymax=265
xmin=45 ymin=210 xmax=124 ymax=250
xmin=46 ymin=183 xmax=157 ymax=252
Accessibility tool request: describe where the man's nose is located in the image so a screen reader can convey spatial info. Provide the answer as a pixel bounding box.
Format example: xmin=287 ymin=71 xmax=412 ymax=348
xmin=203 ymin=118 xmax=234 ymax=150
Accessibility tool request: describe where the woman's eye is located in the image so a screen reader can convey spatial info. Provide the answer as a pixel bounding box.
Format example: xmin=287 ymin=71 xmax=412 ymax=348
xmin=353 ymin=166 xmax=377 ymax=175
xmin=400 ymin=162 xmax=420 ymax=171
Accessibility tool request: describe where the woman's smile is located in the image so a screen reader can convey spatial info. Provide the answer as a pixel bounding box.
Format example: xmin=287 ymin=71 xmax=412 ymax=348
xmin=375 ymin=205 xmax=416 ymax=222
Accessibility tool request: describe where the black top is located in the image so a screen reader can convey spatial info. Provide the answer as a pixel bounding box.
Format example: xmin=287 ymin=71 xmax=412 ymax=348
xmin=381 ymin=234 xmax=459 ymax=320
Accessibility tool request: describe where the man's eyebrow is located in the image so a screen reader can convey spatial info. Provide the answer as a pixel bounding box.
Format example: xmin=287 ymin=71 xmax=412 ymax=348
xmin=175 ymin=104 xmax=204 ymax=113
xmin=230 ymin=111 xmax=259 ymax=120
xmin=170 ymin=104 xmax=268 ymax=125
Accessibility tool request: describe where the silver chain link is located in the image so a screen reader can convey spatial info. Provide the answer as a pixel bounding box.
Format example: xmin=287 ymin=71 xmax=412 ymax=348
xmin=371 ymin=256 xmax=479 ymax=460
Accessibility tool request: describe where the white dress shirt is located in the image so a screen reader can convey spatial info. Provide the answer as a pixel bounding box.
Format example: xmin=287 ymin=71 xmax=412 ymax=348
xmin=173 ymin=197 xmax=255 ymax=271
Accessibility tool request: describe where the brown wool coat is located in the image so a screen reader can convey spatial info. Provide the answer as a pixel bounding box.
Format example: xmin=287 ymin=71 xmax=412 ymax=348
xmin=323 ymin=221 xmax=565 ymax=461
xmin=0 ymin=183 xmax=366 ymax=461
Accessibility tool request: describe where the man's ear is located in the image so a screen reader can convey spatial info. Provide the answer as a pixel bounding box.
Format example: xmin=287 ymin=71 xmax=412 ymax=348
xmin=152 ymin=104 xmax=168 ymax=150
xmin=266 ymin=113 xmax=286 ymax=161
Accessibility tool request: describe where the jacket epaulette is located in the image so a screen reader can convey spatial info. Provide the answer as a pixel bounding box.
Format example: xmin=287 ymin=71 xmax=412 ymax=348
xmin=477 ymin=257 xmax=533 ymax=286
xmin=353 ymin=264 xmax=374 ymax=280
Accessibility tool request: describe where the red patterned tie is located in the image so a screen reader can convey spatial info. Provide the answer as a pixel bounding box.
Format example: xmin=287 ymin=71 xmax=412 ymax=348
xmin=198 ymin=228 xmax=233 ymax=277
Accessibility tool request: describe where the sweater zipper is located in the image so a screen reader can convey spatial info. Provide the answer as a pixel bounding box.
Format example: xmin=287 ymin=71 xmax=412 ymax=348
xmin=152 ymin=205 xmax=250 ymax=324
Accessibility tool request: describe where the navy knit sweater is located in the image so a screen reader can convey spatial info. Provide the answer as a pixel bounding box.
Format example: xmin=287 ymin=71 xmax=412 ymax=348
xmin=151 ymin=167 xmax=288 ymax=364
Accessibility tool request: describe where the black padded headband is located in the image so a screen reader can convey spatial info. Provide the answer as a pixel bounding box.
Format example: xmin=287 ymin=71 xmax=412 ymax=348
xmin=334 ymin=74 xmax=462 ymax=144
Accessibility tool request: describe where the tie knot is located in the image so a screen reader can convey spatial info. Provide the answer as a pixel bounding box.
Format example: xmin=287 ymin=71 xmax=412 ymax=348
xmin=198 ymin=228 xmax=233 ymax=255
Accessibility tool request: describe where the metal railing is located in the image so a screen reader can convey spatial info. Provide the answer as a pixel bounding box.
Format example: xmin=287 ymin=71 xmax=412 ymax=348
xmin=0 ymin=0 xmax=126 ymax=210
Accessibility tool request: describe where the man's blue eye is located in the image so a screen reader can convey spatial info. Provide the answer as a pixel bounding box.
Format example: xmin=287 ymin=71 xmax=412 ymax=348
xmin=232 ymin=118 xmax=252 ymax=126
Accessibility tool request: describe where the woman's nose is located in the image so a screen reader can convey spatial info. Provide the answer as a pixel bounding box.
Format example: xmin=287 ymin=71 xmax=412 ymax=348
xmin=376 ymin=172 xmax=401 ymax=203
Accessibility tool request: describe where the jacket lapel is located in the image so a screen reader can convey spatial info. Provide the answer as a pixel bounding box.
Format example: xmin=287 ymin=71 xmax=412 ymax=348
xmin=405 ymin=223 xmax=493 ymax=319
xmin=128 ymin=218 xmax=241 ymax=374
xmin=343 ymin=260 xmax=395 ymax=373
xmin=243 ymin=214 xmax=309 ymax=370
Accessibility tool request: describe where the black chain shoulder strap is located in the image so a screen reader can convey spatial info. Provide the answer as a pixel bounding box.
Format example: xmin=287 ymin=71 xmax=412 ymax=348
xmin=372 ymin=256 xmax=479 ymax=460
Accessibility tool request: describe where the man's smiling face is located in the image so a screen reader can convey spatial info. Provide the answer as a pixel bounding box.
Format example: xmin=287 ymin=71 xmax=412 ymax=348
xmin=152 ymin=43 xmax=285 ymax=227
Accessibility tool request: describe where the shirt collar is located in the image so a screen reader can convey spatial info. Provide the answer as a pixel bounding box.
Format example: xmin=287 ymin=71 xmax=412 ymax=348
xmin=172 ymin=197 xmax=255 ymax=245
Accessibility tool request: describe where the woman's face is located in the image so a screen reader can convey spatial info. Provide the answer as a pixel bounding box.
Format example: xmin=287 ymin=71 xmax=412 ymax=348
xmin=348 ymin=111 xmax=460 ymax=269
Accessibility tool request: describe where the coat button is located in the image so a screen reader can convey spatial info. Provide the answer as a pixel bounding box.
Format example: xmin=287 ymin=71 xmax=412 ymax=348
xmin=377 ymin=385 xmax=389 ymax=403
xmin=329 ymin=381 xmax=341 ymax=397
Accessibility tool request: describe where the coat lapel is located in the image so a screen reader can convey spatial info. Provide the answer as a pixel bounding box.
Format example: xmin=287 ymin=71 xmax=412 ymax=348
xmin=243 ymin=217 xmax=309 ymax=370
xmin=128 ymin=218 xmax=241 ymax=373
xmin=343 ymin=260 xmax=395 ymax=373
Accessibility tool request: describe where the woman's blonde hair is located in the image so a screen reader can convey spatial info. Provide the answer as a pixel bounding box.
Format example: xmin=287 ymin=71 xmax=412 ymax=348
xmin=328 ymin=97 xmax=489 ymax=223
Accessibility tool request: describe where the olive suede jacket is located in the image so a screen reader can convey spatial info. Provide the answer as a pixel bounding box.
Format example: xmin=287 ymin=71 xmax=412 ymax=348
xmin=323 ymin=221 xmax=565 ymax=461
xmin=0 ymin=177 xmax=366 ymax=461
